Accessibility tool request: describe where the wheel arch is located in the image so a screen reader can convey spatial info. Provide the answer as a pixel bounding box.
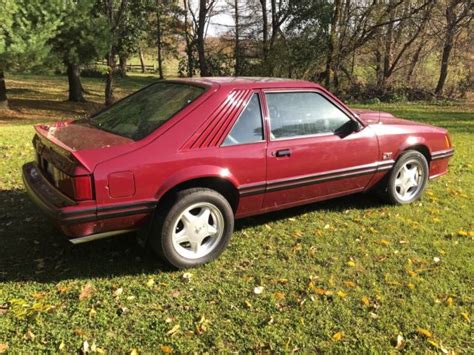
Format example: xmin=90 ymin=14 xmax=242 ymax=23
xmin=402 ymin=144 xmax=431 ymax=164
xmin=398 ymin=136 xmax=432 ymax=163
xmin=154 ymin=167 xmax=240 ymax=213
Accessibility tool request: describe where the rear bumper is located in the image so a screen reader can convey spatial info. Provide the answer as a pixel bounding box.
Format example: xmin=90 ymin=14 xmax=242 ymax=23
xmin=22 ymin=162 xmax=154 ymax=240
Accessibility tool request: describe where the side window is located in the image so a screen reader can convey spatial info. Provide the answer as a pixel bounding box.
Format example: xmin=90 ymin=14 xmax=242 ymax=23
xmin=266 ymin=92 xmax=351 ymax=139
xmin=222 ymin=94 xmax=264 ymax=146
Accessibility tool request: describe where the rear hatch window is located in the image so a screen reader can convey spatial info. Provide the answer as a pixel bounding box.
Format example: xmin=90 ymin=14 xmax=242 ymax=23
xmin=89 ymin=82 xmax=205 ymax=140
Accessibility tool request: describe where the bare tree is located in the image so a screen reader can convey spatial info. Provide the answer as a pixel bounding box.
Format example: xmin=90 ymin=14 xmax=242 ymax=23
xmin=435 ymin=0 xmax=472 ymax=96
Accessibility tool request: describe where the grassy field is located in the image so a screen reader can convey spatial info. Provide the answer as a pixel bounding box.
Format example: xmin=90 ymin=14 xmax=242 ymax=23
xmin=0 ymin=74 xmax=473 ymax=353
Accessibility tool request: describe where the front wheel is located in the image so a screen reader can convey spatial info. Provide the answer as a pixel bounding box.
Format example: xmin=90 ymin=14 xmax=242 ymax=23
xmin=150 ymin=188 xmax=234 ymax=269
xmin=384 ymin=150 xmax=429 ymax=205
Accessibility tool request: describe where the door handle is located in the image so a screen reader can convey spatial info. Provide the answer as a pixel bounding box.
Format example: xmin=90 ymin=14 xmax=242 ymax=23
xmin=273 ymin=149 xmax=291 ymax=158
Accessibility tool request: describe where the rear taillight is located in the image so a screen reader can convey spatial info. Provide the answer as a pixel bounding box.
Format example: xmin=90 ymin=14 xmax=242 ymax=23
xmin=53 ymin=168 xmax=94 ymax=201
xmin=72 ymin=175 xmax=94 ymax=201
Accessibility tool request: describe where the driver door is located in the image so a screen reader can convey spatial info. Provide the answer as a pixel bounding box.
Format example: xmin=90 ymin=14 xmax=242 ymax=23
xmin=262 ymin=89 xmax=379 ymax=209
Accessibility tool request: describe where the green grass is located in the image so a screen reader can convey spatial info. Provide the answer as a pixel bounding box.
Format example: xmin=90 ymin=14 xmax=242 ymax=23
xmin=0 ymin=74 xmax=473 ymax=353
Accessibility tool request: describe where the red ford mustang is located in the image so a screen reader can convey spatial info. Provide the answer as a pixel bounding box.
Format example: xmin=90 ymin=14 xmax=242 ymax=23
xmin=23 ymin=78 xmax=454 ymax=268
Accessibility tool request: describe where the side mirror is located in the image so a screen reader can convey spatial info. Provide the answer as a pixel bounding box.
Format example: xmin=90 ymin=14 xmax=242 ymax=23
xmin=336 ymin=119 xmax=362 ymax=137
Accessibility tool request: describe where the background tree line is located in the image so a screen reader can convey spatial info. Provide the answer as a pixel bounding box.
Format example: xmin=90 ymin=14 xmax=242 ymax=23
xmin=0 ymin=0 xmax=472 ymax=109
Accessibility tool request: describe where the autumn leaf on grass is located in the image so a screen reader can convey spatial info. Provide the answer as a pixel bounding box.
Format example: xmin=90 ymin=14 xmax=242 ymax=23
xmin=394 ymin=334 xmax=405 ymax=350
xmin=336 ymin=291 xmax=347 ymax=299
xmin=113 ymin=287 xmax=124 ymax=299
xmin=0 ymin=343 xmax=8 ymax=354
xmin=461 ymin=312 xmax=470 ymax=322
xmin=274 ymin=292 xmax=285 ymax=301
xmin=195 ymin=315 xmax=210 ymax=334
xmin=160 ymin=345 xmax=173 ymax=353
xmin=146 ymin=278 xmax=155 ymax=287
xmin=428 ymin=340 xmax=448 ymax=354
xmin=346 ymin=260 xmax=356 ymax=267
xmin=331 ymin=331 xmax=344 ymax=342
xmin=416 ymin=328 xmax=432 ymax=338
xmin=166 ymin=324 xmax=180 ymax=336
xmin=361 ymin=296 xmax=370 ymax=306
xmin=79 ymin=283 xmax=94 ymax=301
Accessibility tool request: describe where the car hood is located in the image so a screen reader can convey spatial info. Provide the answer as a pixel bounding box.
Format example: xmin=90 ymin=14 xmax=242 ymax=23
xmin=351 ymin=108 xmax=426 ymax=126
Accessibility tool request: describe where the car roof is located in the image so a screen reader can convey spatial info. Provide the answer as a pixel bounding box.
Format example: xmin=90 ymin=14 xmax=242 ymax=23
xmin=171 ymin=76 xmax=320 ymax=90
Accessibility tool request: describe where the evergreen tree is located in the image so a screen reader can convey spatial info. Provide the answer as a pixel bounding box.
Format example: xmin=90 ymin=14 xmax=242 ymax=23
xmin=0 ymin=0 xmax=63 ymax=108
xmin=51 ymin=0 xmax=110 ymax=102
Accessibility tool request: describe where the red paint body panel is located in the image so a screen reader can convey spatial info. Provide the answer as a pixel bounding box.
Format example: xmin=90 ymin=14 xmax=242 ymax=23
xmin=22 ymin=77 xmax=454 ymax=241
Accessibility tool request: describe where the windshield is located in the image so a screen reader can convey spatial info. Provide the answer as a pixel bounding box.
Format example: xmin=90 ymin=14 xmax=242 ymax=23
xmin=89 ymin=82 xmax=205 ymax=140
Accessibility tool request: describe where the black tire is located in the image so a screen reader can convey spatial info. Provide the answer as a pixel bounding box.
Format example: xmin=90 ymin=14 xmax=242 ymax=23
xmin=150 ymin=188 xmax=234 ymax=269
xmin=382 ymin=150 xmax=429 ymax=205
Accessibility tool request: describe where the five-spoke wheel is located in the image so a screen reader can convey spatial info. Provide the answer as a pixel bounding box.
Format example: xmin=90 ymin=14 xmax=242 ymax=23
xmin=150 ymin=188 xmax=234 ymax=269
xmin=384 ymin=150 xmax=429 ymax=204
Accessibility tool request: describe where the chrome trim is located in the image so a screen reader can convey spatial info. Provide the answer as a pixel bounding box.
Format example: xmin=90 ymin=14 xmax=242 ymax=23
xmin=69 ymin=229 xmax=137 ymax=244
xmin=431 ymin=148 xmax=454 ymax=160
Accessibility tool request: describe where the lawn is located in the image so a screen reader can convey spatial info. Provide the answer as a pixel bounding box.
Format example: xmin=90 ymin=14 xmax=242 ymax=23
xmin=0 ymin=74 xmax=472 ymax=353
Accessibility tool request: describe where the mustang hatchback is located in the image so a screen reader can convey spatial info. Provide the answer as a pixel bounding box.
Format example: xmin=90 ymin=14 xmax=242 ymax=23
xmin=23 ymin=78 xmax=454 ymax=268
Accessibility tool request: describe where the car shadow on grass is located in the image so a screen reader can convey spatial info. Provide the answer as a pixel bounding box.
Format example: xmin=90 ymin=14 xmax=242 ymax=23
xmin=0 ymin=189 xmax=385 ymax=283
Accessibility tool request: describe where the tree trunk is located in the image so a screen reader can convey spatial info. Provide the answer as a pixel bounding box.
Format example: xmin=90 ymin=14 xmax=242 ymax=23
xmin=156 ymin=10 xmax=164 ymax=79
xmin=118 ymin=54 xmax=127 ymax=78
xmin=0 ymin=68 xmax=8 ymax=109
xmin=406 ymin=41 xmax=424 ymax=83
xmin=197 ymin=0 xmax=210 ymax=77
xmin=105 ymin=51 xmax=116 ymax=106
xmin=324 ymin=0 xmax=341 ymax=88
xmin=138 ymin=47 xmax=146 ymax=73
xmin=435 ymin=1 xmax=458 ymax=97
xmin=234 ymin=0 xmax=241 ymax=76
xmin=67 ymin=63 xmax=86 ymax=102
xmin=259 ymin=0 xmax=268 ymax=62
xmin=183 ymin=0 xmax=193 ymax=77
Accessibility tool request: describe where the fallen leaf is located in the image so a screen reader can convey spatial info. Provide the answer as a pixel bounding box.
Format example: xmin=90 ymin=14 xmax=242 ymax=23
xmin=378 ymin=239 xmax=390 ymax=246
xmin=79 ymin=283 xmax=94 ymax=301
xmin=336 ymin=291 xmax=347 ymax=299
xmin=253 ymin=286 xmax=264 ymax=295
xmin=113 ymin=287 xmax=124 ymax=298
xmin=58 ymin=341 xmax=66 ymax=351
xmin=343 ymin=280 xmax=356 ymax=288
xmin=146 ymin=279 xmax=155 ymax=287
xmin=24 ymin=329 xmax=35 ymax=341
xmin=0 ymin=344 xmax=8 ymax=354
xmin=394 ymin=334 xmax=405 ymax=350
xmin=361 ymin=296 xmax=370 ymax=306
xmin=461 ymin=312 xmax=470 ymax=322
xmin=274 ymin=292 xmax=285 ymax=301
xmin=331 ymin=331 xmax=344 ymax=341
xmin=244 ymin=300 xmax=252 ymax=309
xmin=160 ymin=345 xmax=173 ymax=353
xmin=181 ymin=273 xmax=192 ymax=283
xmin=446 ymin=297 xmax=453 ymax=306
xmin=416 ymin=327 xmax=432 ymax=338
xmin=130 ymin=349 xmax=139 ymax=355
xmin=428 ymin=340 xmax=448 ymax=354
xmin=347 ymin=260 xmax=356 ymax=267
xmin=171 ymin=290 xmax=180 ymax=298
xmin=82 ymin=340 xmax=90 ymax=353
xmin=166 ymin=324 xmax=180 ymax=336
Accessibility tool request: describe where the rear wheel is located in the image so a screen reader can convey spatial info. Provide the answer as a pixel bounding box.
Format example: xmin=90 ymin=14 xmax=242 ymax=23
xmin=150 ymin=188 xmax=234 ymax=269
xmin=383 ymin=150 xmax=429 ymax=204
